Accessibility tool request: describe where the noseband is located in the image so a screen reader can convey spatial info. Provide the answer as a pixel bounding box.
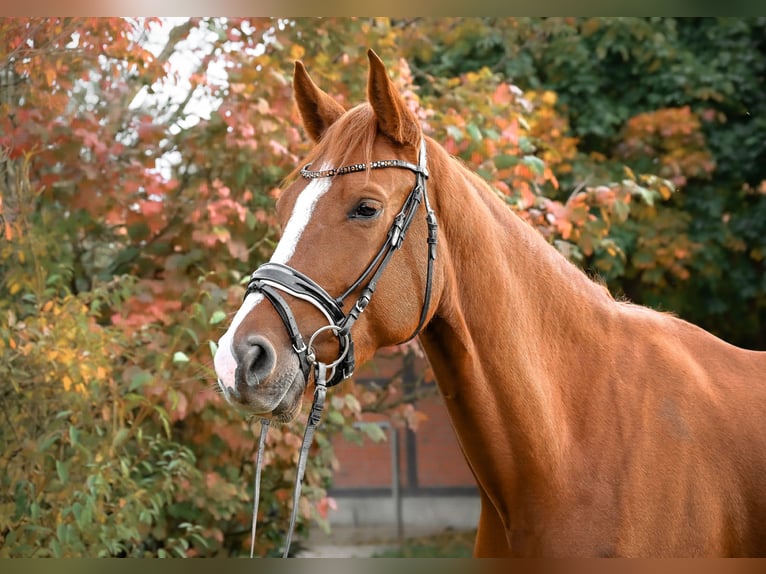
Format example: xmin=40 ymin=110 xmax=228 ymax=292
xmin=245 ymin=139 xmax=437 ymax=557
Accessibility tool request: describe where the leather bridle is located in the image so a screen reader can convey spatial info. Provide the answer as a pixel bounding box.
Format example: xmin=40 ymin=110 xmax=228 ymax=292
xmin=244 ymin=138 xmax=436 ymax=388
xmin=245 ymin=139 xmax=438 ymax=557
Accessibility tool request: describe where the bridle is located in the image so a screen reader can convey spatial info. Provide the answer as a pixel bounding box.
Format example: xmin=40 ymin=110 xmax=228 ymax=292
xmin=245 ymin=138 xmax=438 ymax=557
xmin=245 ymin=138 xmax=435 ymax=388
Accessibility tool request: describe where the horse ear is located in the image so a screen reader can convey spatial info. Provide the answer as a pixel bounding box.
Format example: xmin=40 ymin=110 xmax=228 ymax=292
xmin=293 ymin=61 xmax=346 ymax=142
xmin=367 ymin=49 xmax=420 ymax=147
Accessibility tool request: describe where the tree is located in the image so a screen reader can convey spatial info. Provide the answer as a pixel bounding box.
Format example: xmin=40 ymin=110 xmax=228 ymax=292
xmin=396 ymin=17 xmax=766 ymax=348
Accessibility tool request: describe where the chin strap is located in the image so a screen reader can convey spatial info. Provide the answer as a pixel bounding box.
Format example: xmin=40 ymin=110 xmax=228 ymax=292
xmin=249 ymin=362 xmax=329 ymax=558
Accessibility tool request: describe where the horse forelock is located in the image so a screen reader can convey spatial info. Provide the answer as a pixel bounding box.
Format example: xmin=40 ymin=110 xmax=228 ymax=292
xmin=286 ymin=104 xmax=379 ymax=183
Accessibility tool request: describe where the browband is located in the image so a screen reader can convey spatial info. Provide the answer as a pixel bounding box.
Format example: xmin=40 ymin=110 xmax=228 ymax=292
xmin=300 ymin=158 xmax=429 ymax=180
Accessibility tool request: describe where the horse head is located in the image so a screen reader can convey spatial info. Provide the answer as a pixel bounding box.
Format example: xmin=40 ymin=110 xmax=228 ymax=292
xmin=213 ymin=50 xmax=440 ymax=422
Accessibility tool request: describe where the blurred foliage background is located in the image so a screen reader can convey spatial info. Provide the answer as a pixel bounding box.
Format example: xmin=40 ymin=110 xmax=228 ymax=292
xmin=1 ymin=17 xmax=764 ymax=556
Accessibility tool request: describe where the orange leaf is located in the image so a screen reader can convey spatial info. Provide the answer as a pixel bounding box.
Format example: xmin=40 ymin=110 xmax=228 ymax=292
xmin=45 ymin=67 xmax=56 ymax=87
xmin=492 ymin=83 xmax=511 ymax=106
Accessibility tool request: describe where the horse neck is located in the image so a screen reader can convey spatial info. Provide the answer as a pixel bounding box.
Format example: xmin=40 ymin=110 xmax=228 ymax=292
xmin=419 ymin=150 xmax=616 ymax=501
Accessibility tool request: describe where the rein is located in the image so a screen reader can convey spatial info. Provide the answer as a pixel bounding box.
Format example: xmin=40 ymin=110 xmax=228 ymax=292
xmin=246 ymin=139 xmax=437 ymax=557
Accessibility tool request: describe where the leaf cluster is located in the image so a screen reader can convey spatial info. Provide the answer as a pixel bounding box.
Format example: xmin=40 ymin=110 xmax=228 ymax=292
xmin=399 ymin=17 xmax=766 ymax=348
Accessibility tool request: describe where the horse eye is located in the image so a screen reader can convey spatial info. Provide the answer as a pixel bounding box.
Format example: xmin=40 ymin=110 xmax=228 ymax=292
xmin=350 ymin=201 xmax=381 ymax=220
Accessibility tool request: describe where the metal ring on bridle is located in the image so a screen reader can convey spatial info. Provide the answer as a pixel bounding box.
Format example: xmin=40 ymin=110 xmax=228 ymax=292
xmin=306 ymin=324 xmax=351 ymax=371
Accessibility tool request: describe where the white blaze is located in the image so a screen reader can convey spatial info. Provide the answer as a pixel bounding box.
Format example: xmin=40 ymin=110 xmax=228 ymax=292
xmin=270 ymin=172 xmax=333 ymax=264
xmin=214 ymin=167 xmax=333 ymax=393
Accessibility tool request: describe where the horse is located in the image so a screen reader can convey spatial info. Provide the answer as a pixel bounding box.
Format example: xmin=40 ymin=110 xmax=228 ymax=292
xmin=213 ymin=49 xmax=766 ymax=557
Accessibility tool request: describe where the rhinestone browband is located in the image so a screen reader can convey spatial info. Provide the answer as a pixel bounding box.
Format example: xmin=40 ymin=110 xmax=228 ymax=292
xmin=300 ymin=158 xmax=428 ymax=179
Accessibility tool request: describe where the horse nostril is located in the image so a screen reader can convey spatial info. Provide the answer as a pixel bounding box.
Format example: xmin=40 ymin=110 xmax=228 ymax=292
xmin=235 ymin=335 xmax=277 ymax=387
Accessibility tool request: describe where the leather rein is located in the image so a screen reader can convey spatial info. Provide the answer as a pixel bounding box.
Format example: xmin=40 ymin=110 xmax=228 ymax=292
xmin=246 ymin=139 xmax=437 ymax=557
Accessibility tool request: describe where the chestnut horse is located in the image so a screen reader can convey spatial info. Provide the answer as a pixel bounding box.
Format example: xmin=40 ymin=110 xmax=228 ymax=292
xmin=214 ymin=50 xmax=766 ymax=557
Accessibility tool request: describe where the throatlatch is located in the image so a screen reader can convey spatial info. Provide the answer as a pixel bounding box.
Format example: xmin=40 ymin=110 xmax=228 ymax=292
xmin=247 ymin=139 xmax=436 ymax=557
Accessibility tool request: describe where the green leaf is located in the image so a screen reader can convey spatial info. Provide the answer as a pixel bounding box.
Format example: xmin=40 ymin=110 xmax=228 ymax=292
xmin=235 ymin=164 xmax=250 ymax=187
xmin=521 ymin=155 xmax=546 ymax=176
xmin=50 ymin=538 xmax=62 ymax=558
xmin=38 ymin=431 xmax=60 ymax=452
xmin=4 ymin=528 xmax=16 ymax=549
xmin=190 ymin=531 xmax=211 ymax=550
xmin=494 ymin=154 xmax=519 ymax=169
xmin=173 ymin=351 xmax=190 ymax=363
xmin=357 ymin=422 xmax=388 ymax=443
xmin=68 ymin=424 xmax=79 ymax=446
xmin=518 ymin=135 xmax=535 ymax=153
xmin=613 ymin=199 xmax=631 ymax=222
xmin=71 ymin=502 xmax=83 ymax=525
xmin=154 ymin=405 xmax=171 ymax=437
xmin=467 ymin=123 xmax=482 ymax=141
xmin=327 ymin=411 xmax=344 ymax=425
xmin=56 ymin=460 xmax=69 ymax=485
xmin=112 ymin=428 xmax=130 ymax=449
xmin=341 ymin=426 xmax=363 ymax=446
xmin=129 ymin=369 xmax=152 ymax=391
xmin=343 ymin=393 xmax=361 ymax=413
xmin=209 ymin=310 xmax=227 ymax=325
xmin=127 ymin=222 xmax=150 ymax=241
xmin=184 ymin=327 xmax=200 ymax=346
xmin=446 ymin=125 xmax=463 ymax=142
xmin=629 ymin=182 xmax=657 ymax=206
xmin=245 ymin=210 xmax=258 ymax=230
xmin=124 ymin=392 xmax=148 ymax=408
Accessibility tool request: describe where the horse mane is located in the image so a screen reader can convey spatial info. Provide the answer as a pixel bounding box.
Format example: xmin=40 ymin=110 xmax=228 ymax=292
xmin=424 ymin=137 xmax=618 ymax=309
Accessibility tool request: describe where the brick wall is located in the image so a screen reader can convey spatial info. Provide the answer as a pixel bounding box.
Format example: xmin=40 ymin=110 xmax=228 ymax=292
xmin=328 ymin=350 xmax=478 ymax=497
